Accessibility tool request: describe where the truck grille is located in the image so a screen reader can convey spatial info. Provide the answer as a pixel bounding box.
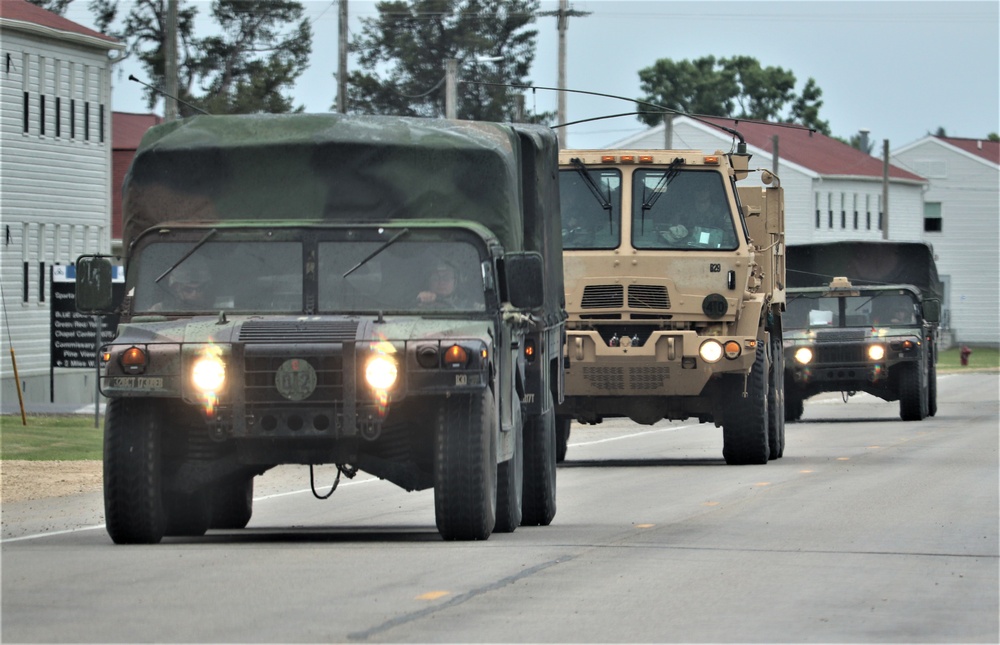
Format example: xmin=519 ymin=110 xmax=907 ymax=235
xmin=239 ymin=320 xmax=359 ymax=343
xmin=243 ymin=350 xmax=345 ymax=404
xmin=814 ymin=344 xmax=867 ymax=364
xmin=629 ymin=366 xmax=669 ymax=390
xmin=582 ymin=285 xmax=623 ymax=309
xmin=628 ymin=285 xmax=670 ymax=309
xmin=582 ymin=366 xmax=625 ymax=390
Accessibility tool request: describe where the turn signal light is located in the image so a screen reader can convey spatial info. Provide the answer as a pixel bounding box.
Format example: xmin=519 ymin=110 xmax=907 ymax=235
xmin=443 ymin=345 xmax=469 ymax=368
xmin=723 ymin=340 xmax=742 ymax=360
xmin=120 ymin=346 xmax=147 ymax=374
xmin=524 ymin=339 xmax=536 ymax=362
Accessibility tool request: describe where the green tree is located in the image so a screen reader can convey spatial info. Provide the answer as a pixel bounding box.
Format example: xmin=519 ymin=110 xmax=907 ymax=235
xmin=346 ymin=0 xmax=549 ymax=122
xmin=25 ymin=0 xmax=73 ymax=15
xmin=636 ymin=55 xmax=829 ymax=134
xmin=87 ymin=0 xmax=311 ymax=116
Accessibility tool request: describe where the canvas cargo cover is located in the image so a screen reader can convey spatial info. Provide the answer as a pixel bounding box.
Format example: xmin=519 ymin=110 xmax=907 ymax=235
xmin=511 ymin=124 xmax=566 ymax=324
xmin=787 ymin=241 xmax=943 ymax=301
xmin=122 ymin=113 xmax=524 ymax=254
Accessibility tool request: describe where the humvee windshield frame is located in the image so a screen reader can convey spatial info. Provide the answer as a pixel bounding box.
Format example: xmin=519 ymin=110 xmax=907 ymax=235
xmin=785 ymin=289 xmax=921 ymax=329
xmin=129 ymin=225 xmax=492 ymax=316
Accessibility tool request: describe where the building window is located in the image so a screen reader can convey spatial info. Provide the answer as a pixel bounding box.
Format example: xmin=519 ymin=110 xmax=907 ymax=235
xmin=827 ymin=193 xmax=833 ymax=228
xmin=22 ymin=92 xmax=29 ymax=133
xmin=70 ymin=98 xmax=76 ymax=139
xmin=924 ymin=202 xmax=943 ymax=232
xmin=814 ymin=193 xmax=821 ymax=228
xmin=55 ymin=97 xmax=61 ymax=138
xmin=99 ymin=104 xmax=105 ymax=143
xmin=866 ymin=195 xmax=871 ymax=230
xmin=878 ymin=195 xmax=883 ymax=231
xmin=84 ymin=101 xmax=90 ymax=141
xmin=40 ymin=95 xmax=46 ymax=135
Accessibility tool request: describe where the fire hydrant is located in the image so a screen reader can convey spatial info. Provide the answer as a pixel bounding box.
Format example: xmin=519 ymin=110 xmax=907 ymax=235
xmin=960 ymin=345 xmax=972 ymax=366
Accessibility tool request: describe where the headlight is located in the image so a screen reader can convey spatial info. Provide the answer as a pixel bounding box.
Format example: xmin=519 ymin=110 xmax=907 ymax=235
xmin=699 ymin=339 xmax=723 ymax=363
xmin=868 ymin=344 xmax=885 ymax=361
xmin=365 ymin=355 xmax=398 ymax=390
xmin=192 ymin=356 xmax=226 ymax=392
xmin=794 ymin=347 xmax=813 ymax=364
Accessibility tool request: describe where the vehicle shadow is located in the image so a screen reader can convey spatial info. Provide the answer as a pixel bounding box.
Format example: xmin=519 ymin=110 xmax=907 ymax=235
xmin=794 ymin=417 xmax=903 ymax=424
xmin=182 ymin=526 xmax=446 ymax=544
xmin=559 ymin=457 xmax=725 ymax=468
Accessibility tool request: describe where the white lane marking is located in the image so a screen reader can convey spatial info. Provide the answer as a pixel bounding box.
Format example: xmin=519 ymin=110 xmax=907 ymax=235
xmin=570 ymin=424 xmax=697 ymax=447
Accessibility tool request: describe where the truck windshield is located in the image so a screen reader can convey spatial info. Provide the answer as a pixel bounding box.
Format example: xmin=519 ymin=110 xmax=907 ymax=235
xmin=131 ymin=237 xmax=486 ymax=314
xmin=786 ymin=292 xmax=919 ymax=328
xmin=318 ymin=239 xmax=485 ymax=312
xmin=632 ymin=169 xmax=738 ymax=250
xmin=559 ymin=168 xmax=621 ymax=250
xmin=132 ymin=241 xmax=303 ymax=313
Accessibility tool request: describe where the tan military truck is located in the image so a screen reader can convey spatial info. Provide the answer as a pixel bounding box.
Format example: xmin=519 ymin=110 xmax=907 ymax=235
xmin=556 ymin=145 xmax=785 ymax=464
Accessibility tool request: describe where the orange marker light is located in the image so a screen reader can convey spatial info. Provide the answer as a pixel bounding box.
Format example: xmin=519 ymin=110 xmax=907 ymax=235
xmin=703 ymin=155 xmax=720 ymax=164
xmin=638 ymin=155 xmax=654 ymax=163
xmin=601 ymin=155 xmax=617 ymax=163
xmin=443 ymin=345 xmax=468 ymax=368
xmin=619 ymin=155 xmax=636 ymax=163
xmin=120 ymin=346 xmax=147 ymax=374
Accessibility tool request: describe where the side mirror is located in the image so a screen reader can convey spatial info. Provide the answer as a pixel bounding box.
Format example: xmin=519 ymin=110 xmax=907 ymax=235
xmin=505 ymin=252 xmax=544 ymax=310
xmin=922 ymin=299 xmax=941 ymax=324
xmin=75 ymin=255 xmax=115 ymax=314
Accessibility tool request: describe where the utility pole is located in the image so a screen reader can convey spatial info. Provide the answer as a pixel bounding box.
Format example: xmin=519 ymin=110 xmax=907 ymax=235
xmin=164 ymin=0 xmax=178 ymax=121
xmin=444 ymin=58 xmax=458 ymax=119
xmin=337 ymin=0 xmax=348 ymax=113
xmin=541 ymin=0 xmax=590 ymax=148
xmin=772 ymin=135 xmax=780 ymax=177
xmin=882 ymin=139 xmax=890 ymax=240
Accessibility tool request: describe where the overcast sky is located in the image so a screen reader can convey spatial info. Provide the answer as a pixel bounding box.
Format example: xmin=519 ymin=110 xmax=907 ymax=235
xmin=67 ymin=0 xmax=999 ymax=151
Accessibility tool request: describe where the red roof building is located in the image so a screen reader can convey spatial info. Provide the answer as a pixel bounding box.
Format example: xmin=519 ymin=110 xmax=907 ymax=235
xmin=112 ymin=112 xmax=162 ymax=242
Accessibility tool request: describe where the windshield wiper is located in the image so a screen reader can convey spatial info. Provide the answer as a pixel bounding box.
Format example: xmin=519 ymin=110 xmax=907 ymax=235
xmin=155 ymin=229 xmax=217 ymax=283
xmin=344 ymin=228 xmax=410 ymax=278
xmin=641 ymin=158 xmax=683 ymax=213
xmin=570 ymin=158 xmax=614 ymax=235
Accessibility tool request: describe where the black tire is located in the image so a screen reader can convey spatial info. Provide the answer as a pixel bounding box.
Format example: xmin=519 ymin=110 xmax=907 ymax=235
xmin=899 ymin=362 xmax=928 ymax=421
xmin=927 ymin=362 xmax=938 ymax=417
xmin=767 ymin=335 xmax=786 ymax=459
xmin=494 ymin=421 xmax=523 ymax=533
xmin=555 ymin=415 xmax=571 ymax=463
xmin=523 ymin=389 xmax=557 ymax=526
xmin=210 ymin=476 xmax=254 ymax=529
xmin=434 ymin=389 xmax=497 ymax=540
xmin=722 ymin=344 xmax=770 ymax=465
xmin=103 ymin=398 xmax=166 ymax=544
xmin=163 ymin=490 xmax=211 ymax=536
xmin=785 ymin=384 xmax=804 ymax=422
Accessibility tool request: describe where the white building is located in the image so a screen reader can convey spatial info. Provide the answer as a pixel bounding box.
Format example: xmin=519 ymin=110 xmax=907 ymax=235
xmin=891 ymin=136 xmax=1000 ymax=346
xmin=0 ymin=0 xmax=123 ymax=406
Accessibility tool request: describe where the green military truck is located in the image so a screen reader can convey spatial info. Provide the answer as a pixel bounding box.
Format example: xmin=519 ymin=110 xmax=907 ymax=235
xmin=783 ymin=241 xmax=942 ymax=421
xmin=555 ymin=145 xmax=786 ymax=465
xmin=75 ymin=114 xmax=565 ymax=543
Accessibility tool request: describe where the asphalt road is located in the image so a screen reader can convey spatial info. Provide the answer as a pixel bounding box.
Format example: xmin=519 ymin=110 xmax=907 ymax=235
xmin=2 ymin=372 xmax=997 ymax=643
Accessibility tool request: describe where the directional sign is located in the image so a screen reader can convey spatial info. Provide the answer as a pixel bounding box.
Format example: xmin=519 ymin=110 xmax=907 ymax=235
xmin=50 ymin=265 xmax=124 ymax=369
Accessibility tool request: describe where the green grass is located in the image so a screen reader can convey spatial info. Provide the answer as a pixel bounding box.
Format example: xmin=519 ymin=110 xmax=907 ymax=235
xmin=0 ymin=415 xmax=104 ymax=461
xmin=937 ymin=344 xmax=1000 ymax=371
